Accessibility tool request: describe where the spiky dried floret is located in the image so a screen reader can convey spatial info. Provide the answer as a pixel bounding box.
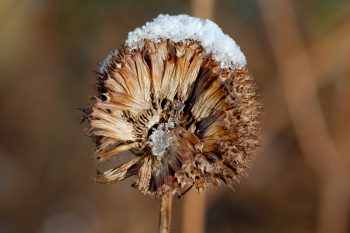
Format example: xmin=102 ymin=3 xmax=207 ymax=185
xmin=85 ymin=39 xmax=260 ymax=197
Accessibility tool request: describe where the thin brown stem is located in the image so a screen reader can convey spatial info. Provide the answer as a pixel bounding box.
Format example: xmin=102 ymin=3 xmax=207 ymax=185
xmin=159 ymin=192 xmax=173 ymax=233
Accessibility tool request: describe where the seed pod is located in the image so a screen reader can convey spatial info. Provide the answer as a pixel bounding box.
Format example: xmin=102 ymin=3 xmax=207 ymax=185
xmin=84 ymin=14 xmax=261 ymax=197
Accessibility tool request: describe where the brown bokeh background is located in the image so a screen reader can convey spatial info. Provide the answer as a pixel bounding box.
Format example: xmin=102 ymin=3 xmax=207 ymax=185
xmin=1 ymin=0 xmax=349 ymax=233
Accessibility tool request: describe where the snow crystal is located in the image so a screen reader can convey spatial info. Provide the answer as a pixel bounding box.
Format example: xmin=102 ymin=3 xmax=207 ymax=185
xmin=126 ymin=14 xmax=246 ymax=69
xmin=149 ymin=129 xmax=170 ymax=158
xmin=99 ymin=49 xmax=115 ymax=73
xmin=149 ymin=121 xmax=175 ymax=158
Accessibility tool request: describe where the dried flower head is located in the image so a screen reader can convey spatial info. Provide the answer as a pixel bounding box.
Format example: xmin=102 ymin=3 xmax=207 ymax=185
xmin=84 ymin=15 xmax=260 ymax=197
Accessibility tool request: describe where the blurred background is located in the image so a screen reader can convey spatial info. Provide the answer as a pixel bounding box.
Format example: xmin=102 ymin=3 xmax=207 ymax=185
xmin=0 ymin=0 xmax=349 ymax=233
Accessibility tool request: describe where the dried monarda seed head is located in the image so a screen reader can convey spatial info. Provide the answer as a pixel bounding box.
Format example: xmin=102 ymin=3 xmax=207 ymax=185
xmin=84 ymin=14 xmax=260 ymax=197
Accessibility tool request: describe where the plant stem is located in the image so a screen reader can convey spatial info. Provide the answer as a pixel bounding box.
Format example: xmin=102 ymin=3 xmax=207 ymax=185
xmin=159 ymin=192 xmax=173 ymax=233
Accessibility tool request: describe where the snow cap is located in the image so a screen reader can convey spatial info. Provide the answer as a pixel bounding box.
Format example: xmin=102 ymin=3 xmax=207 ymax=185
xmin=126 ymin=14 xmax=247 ymax=69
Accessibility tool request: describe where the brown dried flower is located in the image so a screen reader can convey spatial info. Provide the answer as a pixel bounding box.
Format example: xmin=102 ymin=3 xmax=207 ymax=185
xmin=83 ymin=15 xmax=260 ymax=198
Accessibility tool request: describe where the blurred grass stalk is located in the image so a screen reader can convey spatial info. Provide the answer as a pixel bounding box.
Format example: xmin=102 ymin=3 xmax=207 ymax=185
xmin=160 ymin=3 xmax=216 ymax=232
xmin=258 ymin=1 xmax=349 ymax=233
xmin=181 ymin=1 xmax=215 ymax=233
xmin=263 ymin=12 xmax=350 ymax=144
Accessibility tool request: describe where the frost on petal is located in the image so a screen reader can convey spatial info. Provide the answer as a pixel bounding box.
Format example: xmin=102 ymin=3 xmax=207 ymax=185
xmin=99 ymin=49 xmax=116 ymax=73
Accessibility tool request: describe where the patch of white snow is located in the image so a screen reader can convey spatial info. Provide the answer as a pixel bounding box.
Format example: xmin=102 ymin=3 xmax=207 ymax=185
xmin=126 ymin=14 xmax=246 ymax=69
xmin=149 ymin=129 xmax=170 ymax=157
xmin=149 ymin=121 xmax=176 ymax=158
